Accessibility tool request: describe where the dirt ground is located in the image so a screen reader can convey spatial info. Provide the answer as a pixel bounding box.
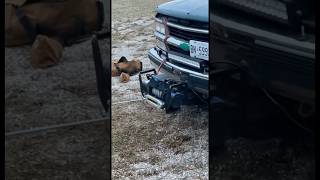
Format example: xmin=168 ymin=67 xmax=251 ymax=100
xmin=5 ymin=36 xmax=111 ymax=179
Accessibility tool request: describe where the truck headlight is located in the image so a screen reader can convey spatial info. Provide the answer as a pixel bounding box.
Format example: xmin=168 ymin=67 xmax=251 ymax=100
xmin=155 ymin=21 xmax=165 ymax=34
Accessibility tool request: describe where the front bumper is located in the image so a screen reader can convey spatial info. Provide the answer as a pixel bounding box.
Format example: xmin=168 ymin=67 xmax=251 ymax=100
xmin=148 ymin=47 xmax=208 ymax=95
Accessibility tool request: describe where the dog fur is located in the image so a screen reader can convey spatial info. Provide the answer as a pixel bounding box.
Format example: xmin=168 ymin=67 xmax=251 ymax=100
xmin=112 ymin=56 xmax=142 ymax=78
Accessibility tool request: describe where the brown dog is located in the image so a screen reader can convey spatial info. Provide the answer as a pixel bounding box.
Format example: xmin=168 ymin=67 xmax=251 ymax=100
xmin=112 ymin=56 xmax=142 ymax=77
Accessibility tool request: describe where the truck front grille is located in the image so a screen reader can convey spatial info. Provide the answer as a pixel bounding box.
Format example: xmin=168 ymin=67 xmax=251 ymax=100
xmin=168 ymin=44 xmax=189 ymax=56
xmin=155 ymin=13 xmax=208 ymax=70
xmin=168 ymin=26 xmax=208 ymax=42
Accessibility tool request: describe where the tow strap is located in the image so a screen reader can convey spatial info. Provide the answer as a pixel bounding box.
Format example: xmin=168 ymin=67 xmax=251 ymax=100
xmin=156 ymin=17 xmax=170 ymax=74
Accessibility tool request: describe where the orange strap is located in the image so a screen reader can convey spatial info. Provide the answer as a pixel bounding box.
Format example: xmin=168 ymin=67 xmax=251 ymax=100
xmin=156 ymin=58 xmax=166 ymax=74
xmin=157 ymin=17 xmax=170 ymax=74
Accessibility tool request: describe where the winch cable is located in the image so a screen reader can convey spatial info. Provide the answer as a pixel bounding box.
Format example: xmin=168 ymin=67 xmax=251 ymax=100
xmin=5 ymin=117 xmax=108 ymax=137
xmin=190 ymin=88 xmax=209 ymax=105
xmin=5 ymin=99 xmax=145 ymax=137
xmin=213 ymin=60 xmax=313 ymax=134
xmin=156 ymin=17 xmax=170 ymax=74
xmin=113 ymin=98 xmax=144 ymax=105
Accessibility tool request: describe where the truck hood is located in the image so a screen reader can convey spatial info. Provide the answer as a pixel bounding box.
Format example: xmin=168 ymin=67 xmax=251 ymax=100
xmin=156 ymin=0 xmax=208 ymax=22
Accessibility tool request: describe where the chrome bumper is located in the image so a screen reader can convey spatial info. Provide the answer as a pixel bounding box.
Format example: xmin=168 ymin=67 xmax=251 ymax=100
xmin=148 ymin=48 xmax=208 ymax=81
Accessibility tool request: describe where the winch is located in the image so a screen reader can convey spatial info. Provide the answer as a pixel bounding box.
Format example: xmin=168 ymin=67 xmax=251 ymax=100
xmin=139 ymin=69 xmax=201 ymax=112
